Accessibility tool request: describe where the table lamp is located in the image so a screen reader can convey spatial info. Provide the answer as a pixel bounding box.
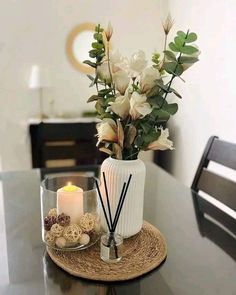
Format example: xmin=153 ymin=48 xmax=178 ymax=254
xmin=28 ymin=65 xmax=48 ymax=119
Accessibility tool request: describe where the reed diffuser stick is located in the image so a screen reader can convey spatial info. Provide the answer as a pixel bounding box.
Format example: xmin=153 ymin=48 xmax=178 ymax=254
xmin=96 ymin=173 xmax=132 ymax=261
xmin=102 ymin=172 xmax=113 ymax=230
xmin=95 ymin=180 xmax=112 ymax=232
xmin=112 ymin=174 xmax=132 ymax=232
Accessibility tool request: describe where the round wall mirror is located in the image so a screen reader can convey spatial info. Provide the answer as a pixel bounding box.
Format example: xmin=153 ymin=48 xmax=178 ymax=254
xmin=66 ymin=23 xmax=98 ymax=74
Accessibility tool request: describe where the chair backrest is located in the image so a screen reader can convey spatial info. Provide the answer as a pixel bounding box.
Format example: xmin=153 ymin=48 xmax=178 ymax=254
xmin=40 ymin=165 xmax=100 ymax=180
xmin=30 ymin=122 xmax=106 ymax=168
xmin=191 ymin=136 xmax=236 ymax=212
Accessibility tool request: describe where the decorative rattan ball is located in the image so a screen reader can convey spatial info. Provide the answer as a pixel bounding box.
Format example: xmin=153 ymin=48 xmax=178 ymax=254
xmin=44 ymin=215 xmax=57 ymax=231
xmin=57 ymin=213 xmax=70 ymax=226
xmin=45 ymin=231 xmax=55 ymax=246
xmin=51 ymin=223 xmax=64 ymax=238
xmin=63 ymin=224 xmax=82 ymax=243
xmin=79 ymin=213 xmax=95 ymax=232
xmin=78 ymin=233 xmax=90 ymax=245
xmin=55 ymin=237 xmax=67 ymax=248
xmin=48 ymin=208 xmax=57 ymax=217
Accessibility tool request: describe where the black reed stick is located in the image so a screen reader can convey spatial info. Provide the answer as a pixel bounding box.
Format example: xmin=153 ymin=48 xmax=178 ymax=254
xmin=103 ymin=172 xmax=113 ymax=230
xmin=96 ymin=173 xmax=132 ymax=260
xmin=112 ymin=174 xmax=132 ymax=233
xmin=95 ymin=180 xmax=112 ymax=232
xmin=111 ymin=182 xmax=126 ymax=231
xmin=96 ymin=176 xmax=119 ymax=258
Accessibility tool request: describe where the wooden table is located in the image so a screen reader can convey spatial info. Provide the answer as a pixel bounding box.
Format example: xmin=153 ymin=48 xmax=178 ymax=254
xmin=0 ymin=163 xmax=235 ymax=294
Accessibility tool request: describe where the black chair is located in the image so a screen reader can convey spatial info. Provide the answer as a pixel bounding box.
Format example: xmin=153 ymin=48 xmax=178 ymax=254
xmin=29 ymin=122 xmax=107 ymax=169
xmin=191 ymin=136 xmax=236 ymax=236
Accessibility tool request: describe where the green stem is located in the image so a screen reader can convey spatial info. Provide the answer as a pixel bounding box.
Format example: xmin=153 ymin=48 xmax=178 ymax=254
xmin=95 ymin=70 xmax=99 ymax=93
xmin=124 ymin=150 xmax=139 ymax=160
xmin=107 ymin=42 xmax=116 ymax=96
xmin=162 ymin=34 xmax=168 ymax=67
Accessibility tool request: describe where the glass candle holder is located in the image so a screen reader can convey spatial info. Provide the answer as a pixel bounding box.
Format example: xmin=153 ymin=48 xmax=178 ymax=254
xmin=41 ymin=175 xmax=101 ymax=251
xmin=100 ymin=233 xmax=123 ymax=263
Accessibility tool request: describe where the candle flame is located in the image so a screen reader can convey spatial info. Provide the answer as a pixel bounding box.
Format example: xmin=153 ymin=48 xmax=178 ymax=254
xmin=67 ymin=182 xmax=72 ymax=186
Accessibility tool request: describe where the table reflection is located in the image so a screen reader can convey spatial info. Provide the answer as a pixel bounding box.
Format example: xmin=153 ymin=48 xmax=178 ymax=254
xmin=192 ymin=191 xmax=236 ymax=261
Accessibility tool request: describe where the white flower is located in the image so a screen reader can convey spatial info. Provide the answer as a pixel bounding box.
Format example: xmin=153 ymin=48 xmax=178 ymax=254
xmin=148 ymin=127 xmax=174 ymax=151
xmin=110 ymin=50 xmax=127 ymax=73
xmin=140 ymin=67 xmax=160 ymax=93
xmin=97 ymin=62 xmax=111 ymax=83
xmin=129 ymin=92 xmax=152 ymax=120
xmin=96 ymin=119 xmax=117 ymax=144
xmin=113 ymin=69 xmax=130 ymax=95
xmin=109 ymin=94 xmax=130 ymax=119
xmin=128 ymin=50 xmax=147 ymax=77
xmin=110 ymin=50 xmax=123 ymax=65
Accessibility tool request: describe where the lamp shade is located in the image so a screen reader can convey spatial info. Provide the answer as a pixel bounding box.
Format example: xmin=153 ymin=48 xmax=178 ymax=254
xmin=28 ymin=65 xmax=50 ymax=89
xmin=28 ymin=65 xmax=42 ymax=89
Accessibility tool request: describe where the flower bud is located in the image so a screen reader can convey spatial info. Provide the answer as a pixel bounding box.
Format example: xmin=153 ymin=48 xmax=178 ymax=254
xmin=105 ymin=22 xmax=113 ymax=41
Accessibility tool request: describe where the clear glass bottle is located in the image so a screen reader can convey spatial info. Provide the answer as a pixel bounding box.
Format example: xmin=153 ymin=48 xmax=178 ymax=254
xmin=100 ymin=232 xmax=123 ymax=263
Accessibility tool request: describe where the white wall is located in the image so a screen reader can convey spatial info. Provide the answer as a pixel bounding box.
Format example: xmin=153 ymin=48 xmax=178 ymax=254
xmin=1 ymin=0 xmax=235 ymax=185
xmin=0 ymin=0 xmax=168 ymax=171
xmin=167 ymin=0 xmax=236 ymax=185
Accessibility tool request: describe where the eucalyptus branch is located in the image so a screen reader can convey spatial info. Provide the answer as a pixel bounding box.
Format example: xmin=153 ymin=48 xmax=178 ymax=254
xmin=160 ymin=29 xmax=189 ymax=108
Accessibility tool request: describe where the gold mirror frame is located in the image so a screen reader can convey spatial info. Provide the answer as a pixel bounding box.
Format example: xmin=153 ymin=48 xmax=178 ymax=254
xmin=66 ymin=23 xmax=96 ymax=74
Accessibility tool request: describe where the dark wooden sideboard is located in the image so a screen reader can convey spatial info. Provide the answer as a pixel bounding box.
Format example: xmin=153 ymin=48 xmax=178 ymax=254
xmin=29 ymin=118 xmax=107 ymax=168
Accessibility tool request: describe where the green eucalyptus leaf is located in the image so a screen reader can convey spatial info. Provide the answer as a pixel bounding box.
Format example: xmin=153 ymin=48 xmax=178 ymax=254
xmin=174 ymin=36 xmax=184 ymax=47
xmin=164 ymin=62 xmax=183 ymax=76
xmin=178 ymin=45 xmax=198 ymax=55
xmin=152 ymin=52 xmax=161 ymax=65
xmin=101 ymin=112 xmax=113 ymax=119
xmin=155 ymin=80 xmax=171 ymax=93
xmin=142 ymin=130 xmax=160 ymax=144
xmin=164 ymin=50 xmax=176 ymax=61
xmin=185 ymin=32 xmax=197 ymax=43
xmin=83 ymin=60 xmax=97 ymax=68
xmin=169 ymin=42 xmax=180 ymax=52
xmin=163 ymin=103 xmax=178 ymax=115
xmin=95 ymin=25 xmax=104 ymax=33
xmin=89 ymin=49 xmax=104 ymax=58
xmin=88 ymin=51 xmax=97 ymax=58
xmin=170 ymin=88 xmax=182 ymax=98
xmin=134 ymin=135 xmax=143 ymax=148
xmin=98 ymin=88 xmax=113 ymax=97
xmin=95 ymin=99 xmax=105 ymax=114
xmin=140 ymin=122 xmax=151 ymax=134
xmin=151 ymin=108 xmax=170 ymax=122
xmin=92 ymin=42 xmax=104 ymax=49
xmin=146 ymin=85 xmax=159 ymax=97
xmin=179 ymin=56 xmax=199 ymax=64
xmin=87 ymin=74 xmax=94 ymax=81
xmin=177 ymin=31 xmax=186 ymax=39
xmin=87 ymin=95 xmax=101 ymax=103
xmin=93 ymin=33 xmax=103 ymax=41
xmin=147 ymin=95 xmax=164 ymax=107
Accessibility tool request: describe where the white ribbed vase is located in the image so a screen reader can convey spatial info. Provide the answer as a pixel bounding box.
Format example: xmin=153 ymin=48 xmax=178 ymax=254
xmin=100 ymin=157 xmax=146 ymax=238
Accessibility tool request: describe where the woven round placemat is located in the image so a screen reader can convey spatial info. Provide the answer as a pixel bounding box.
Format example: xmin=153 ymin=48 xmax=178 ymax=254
xmin=47 ymin=221 xmax=167 ymax=282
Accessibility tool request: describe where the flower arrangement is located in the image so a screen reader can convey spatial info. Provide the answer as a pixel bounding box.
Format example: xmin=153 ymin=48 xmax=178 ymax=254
xmin=84 ymin=17 xmax=200 ymax=160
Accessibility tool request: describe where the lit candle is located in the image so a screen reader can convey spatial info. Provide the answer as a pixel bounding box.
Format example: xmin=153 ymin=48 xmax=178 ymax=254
xmin=57 ymin=182 xmax=84 ymax=224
